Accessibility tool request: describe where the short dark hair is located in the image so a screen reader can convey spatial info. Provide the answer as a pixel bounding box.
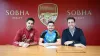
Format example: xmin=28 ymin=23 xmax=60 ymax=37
xmin=47 ymin=21 xmax=54 ymax=24
xmin=26 ymin=18 xmax=35 ymax=24
xmin=67 ymin=17 xmax=75 ymax=22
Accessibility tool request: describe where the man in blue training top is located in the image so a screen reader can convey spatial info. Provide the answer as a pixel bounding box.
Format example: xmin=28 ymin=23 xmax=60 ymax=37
xmin=39 ymin=21 xmax=61 ymax=47
xmin=61 ymin=17 xmax=86 ymax=47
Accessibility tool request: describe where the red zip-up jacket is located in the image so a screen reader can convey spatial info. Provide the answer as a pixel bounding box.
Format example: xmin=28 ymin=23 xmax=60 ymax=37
xmin=13 ymin=28 xmax=39 ymax=46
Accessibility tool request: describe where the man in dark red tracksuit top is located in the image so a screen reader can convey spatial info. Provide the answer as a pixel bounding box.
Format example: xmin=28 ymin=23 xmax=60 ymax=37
xmin=13 ymin=18 xmax=39 ymax=47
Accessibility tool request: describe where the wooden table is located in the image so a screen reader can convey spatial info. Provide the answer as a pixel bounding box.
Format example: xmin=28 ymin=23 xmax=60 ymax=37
xmin=0 ymin=45 xmax=100 ymax=56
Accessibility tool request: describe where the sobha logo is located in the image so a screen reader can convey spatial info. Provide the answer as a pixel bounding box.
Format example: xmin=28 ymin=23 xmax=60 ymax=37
xmin=38 ymin=3 xmax=58 ymax=26
xmin=6 ymin=10 xmax=29 ymax=19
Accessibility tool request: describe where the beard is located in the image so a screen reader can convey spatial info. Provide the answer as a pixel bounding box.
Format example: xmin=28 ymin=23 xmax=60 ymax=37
xmin=69 ymin=26 xmax=75 ymax=29
xmin=48 ymin=28 xmax=54 ymax=31
xmin=27 ymin=26 xmax=32 ymax=30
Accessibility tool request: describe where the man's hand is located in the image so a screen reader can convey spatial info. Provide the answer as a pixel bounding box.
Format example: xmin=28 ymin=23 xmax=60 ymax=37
xmin=74 ymin=43 xmax=86 ymax=48
xmin=19 ymin=42 xmax=25 ymax=46
xmin=19 ymin=42 xmax=30 ymax=47
xmin=64 ymin=41 xmax=73 ymax=46
xmin=22 ymin=43 xmax=30 ymax=47
xmin=43 ymin=43 xmax=49 ymax=47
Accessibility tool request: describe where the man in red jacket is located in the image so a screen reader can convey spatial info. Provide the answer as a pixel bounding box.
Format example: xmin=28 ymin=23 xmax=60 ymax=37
xmin=13 ymin=18 xmax=39 ymax=47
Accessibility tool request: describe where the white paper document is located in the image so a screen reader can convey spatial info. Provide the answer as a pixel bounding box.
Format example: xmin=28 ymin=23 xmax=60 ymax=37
xmin=45 ymin=46 xmax=58 ymax=48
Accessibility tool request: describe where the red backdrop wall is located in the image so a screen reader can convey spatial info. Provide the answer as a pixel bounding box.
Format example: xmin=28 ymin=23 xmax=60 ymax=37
xmin=0 ymin=0 xmax=100 ymax=45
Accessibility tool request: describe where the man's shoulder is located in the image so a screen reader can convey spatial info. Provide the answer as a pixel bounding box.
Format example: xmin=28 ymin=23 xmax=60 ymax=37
xmin=53 ymin=30 xmax=58 ymax=32
xmin=63 ymin=28 xmax=69 ymax=32
xmin=16 ymin=28 xmax=25 ymax=34
xmin=17 ymin=28 xmax=25 ymax=32
xmin=41 ymin=30 xmax=48 ymax=34
xmin=75 ymin=27 xmax=82 ymax=31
